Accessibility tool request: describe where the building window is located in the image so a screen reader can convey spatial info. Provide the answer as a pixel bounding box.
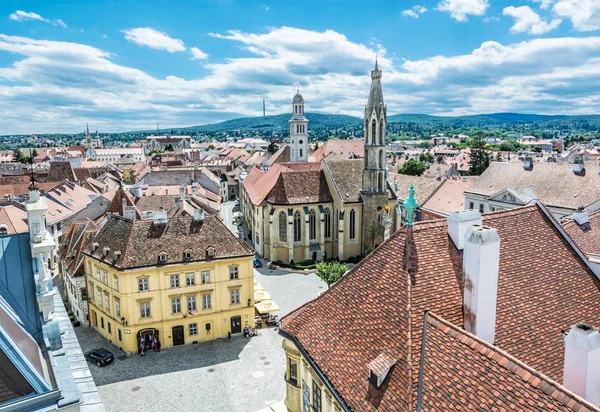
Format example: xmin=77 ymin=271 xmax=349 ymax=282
xmin=101 ymin=317 xmax=104 ymax=329
xmin=104 ymin=294 xmax=110 ymax=312
xmin=113 ymin=275 xmax=119 ymax=292
xmin=230 ymin=289 xmax=240 ymax=305
xmin=202 ymin=294 xmax=212 ymax=309
xmin=118 ymin=329 xmax=122 ymax=341
xmin=172 ymin=298 xmax=181 ymax=314
xmin=324 ymin=208 xmax=331 ymax=238
xmin=205 ymin=323 xmax=212 ymax=332
xmin=469 ymin=202 xmax=474 ymax=210
xmin=479 ymin=204 xmax=484 ymax=213
xmin=379 ymin=149 xmax=384 ymax=169
xmin=380 ymin=120 xmax=385 ymax=144
xmin=349 ymin=209 xmax=356 ymax=240
xmin=371 ymin=119 xmax=377 ymax=144
xmin=289 ymin=358 xmax=298 ymax=386
xmin=102 ymin=271 xmax=108 ymax=285
xmin=88 ymin=282 xmax=94 ymax=300
xmin=87 ymin=261 xmax=92 ymax=275
xmin=96 ymin=288 xmax=102 ymax=306
xmin=189 ymin=323 xmax=198 ymax=336
xmin=184 ymin=251 xmax=192 ymax=261
xmin=278 ymin=212 xmax=287 ymax=242
xmin=186 ymin=273 xmax=195 ymax=286
xmin=170 ymin=274 xmax=180 ymax=288
xmin=188 ymin=296 xmax=197 ymax=312
xmin=140 ymin=302 xmax=151 ymax=318
xmin=309 ymin=209 xmax=316 ymax=241
xmin=96 ymin=268 xmax=101 ymax=281
xmin=313 ymin=380 xmax=322 ymax=412
xmin=107 ymin=322 xmax=112 ymax=334
xmin=201 ymin=271 xmax=210 ymax=284
xmin=229 ymin=266 xmax=239 ymax=280
xmin=57 ymin=222 xmax=62 ymax=231
xmin=300 ymin=149 xmax=303 ymax=158
xmin=293 ymin=211 xmax=302 ymax=242
xmin=378 ymin=173 xmax=384 ymax=192
xmin=138 ymin=278 xmax=149 ymax=292
xmin=159 ymin=253 xmax=167 ymax=263
xmin=115 ymin=299 xmax=120 ymax=318
xmin=80 ymin=288 xmax=87 ymax=301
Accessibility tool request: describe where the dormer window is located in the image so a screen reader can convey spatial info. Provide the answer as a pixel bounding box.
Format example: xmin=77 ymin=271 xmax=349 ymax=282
xmin=0 ymin=225 xmax=8 ymax=236
xmin=184 ymin=250 xmax=192 ymax=261
xmin=159 ymin=252 xmax=167 ymax=264
xmin=206 ymin=247 xmax=215 ymax=259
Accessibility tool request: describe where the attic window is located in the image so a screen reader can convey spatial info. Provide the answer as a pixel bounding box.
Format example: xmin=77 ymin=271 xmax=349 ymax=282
xmin=159 ymin=253 xmax=168 ymax=264
xmin=0 ymin=225 xmax=7 ymax=236
xmin=206 ymin=247 xmax=216 ymax=259
xmin=184 ymin=251 xmax=192 ymax=261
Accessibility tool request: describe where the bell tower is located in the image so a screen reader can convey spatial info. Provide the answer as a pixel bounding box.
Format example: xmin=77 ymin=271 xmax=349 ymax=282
xmin=289 ymin=88 xmax=308 ymax=162
xmin=360 ymin=59 xmax=389 ymax=254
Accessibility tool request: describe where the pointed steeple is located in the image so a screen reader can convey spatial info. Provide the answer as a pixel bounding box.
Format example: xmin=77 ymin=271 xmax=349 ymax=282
xmin=375 ymin=55 xmax=379 ymax=71
xmin=86 ymin=123 xmax=89 ymax=136
xmin=403 ymin=184 xmax=419 ymax=226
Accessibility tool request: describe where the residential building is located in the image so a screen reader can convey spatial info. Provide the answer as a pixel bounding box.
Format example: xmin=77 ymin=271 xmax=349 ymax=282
xmin=146 ymin=135 xmax=192 ymax=152
xmin=279 ymin=194 xmax=600 ymax=411
xmin=309 ymin=139 xmax=364 ymax=162
xmin=83 ymin=212 xmax=254 ymax=353
xmin=465 ymin=159 xmax=600 ymax=219
xmin=420 ymin=177 xmax=477 ymax=220
xmin=86 ymin=147 xmax=145 ymax=162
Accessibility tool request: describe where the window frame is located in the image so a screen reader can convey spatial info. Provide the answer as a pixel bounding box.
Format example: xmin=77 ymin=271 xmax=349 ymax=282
xmin=113 ymin=275 xmax=119 ymax=292
xmin=172 ymin=298 xmax=181 ymax=314
xmin=186 ymin=273 xmax=195 ymax=286
xmin=189 ymin=323 xmax=198 ymax=336
xmin=230 ymin=289 xmax=240 ymax=305
xmin=138 ymin=278 xmax=149 ymax=292
xmin=202 ymin=294 xmax=212 ymax=309
xmin=293 ymin=211 xmax=302 ymax=242
xmin=309 ymin=209 xmax=316 ymax=241
xmin=278 ymin=211 xmax=287 ymax=242
xmin=201 ymin=270 xmax=210 ymax=284
xmin=349 ymin=209 xmax=356 ymax=241
xmin=187 ymin=295 xmax=197 ymax=312
xmin=170 ymin=274 xmax=180 ymax=289
xmin=312 ymin=380 xmax=322 ymax=412
xmin=140 ymin=302 xmax=151 ymax=318
xmin=229 ymin=266 xmax=239 ymax=280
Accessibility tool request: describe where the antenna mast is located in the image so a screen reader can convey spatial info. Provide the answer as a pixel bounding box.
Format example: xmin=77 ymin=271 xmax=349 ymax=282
xmin=263 ymin=100 xmax=266 ymax=117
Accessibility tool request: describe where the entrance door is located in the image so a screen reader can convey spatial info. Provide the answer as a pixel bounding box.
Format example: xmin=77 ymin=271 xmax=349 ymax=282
xmin=230 ymin=316 xmax=242 ymax=334
xmin=312 ymin=251 xmax=317 ymax=262
xmin=90 ymin=310 xmax=98 ymax=327
xmin=172 ymin=326 xmax=184 ymax=346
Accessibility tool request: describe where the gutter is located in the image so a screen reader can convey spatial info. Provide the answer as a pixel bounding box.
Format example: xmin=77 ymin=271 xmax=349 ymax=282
xmin=278 ymin=328 xmax=351 ymax=412
xmin=415 ymin=311 xmax=429 ymax=412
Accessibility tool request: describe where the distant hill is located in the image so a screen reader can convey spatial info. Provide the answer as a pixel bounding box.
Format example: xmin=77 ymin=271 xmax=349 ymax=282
xmin=132 ymin=112 xmax=600 ymax=133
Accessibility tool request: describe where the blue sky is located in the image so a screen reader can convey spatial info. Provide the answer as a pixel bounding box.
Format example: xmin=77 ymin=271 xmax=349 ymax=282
xmin=0 ymin=0 xmax=599 ymax=133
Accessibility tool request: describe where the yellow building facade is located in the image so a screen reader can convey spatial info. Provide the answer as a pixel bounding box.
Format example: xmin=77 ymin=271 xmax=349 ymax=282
xmin=83 ymin=213 xmax=255 ymax=353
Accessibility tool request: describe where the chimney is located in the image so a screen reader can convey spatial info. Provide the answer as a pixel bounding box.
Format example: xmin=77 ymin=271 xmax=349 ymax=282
xmin=448 ymin=210 xmax=482 ymax=250
xmin=573 ymin=157 xmax=585 ymax=175
xmin=122 ymin=198 xmax=127 ymax=216
xmin=523 ymin=157 xmax=533 ymax=170
xmin=193 ymin=208 xmax=205 ymax=222
xmin=572 ymin=206 xmax=589 ymax=226
xmin=598 ymin=162 xmax=600 ymax=175
xmin=152 ymin=210 xmax=168 ymax=225
xmin=131 ymin=185 xmax=143 ymax=198
xmin=180 ymin=184 xmax=186 ymax=201
xmin=175 ymin=197 xmax=181 ymax=211
xmin=563 ymin=323 xmax=600 ymax=405
xmin=91 ymin=242 xmax=99 ymax=252
xmin=463 ymin=225 xmax=501 ymax=344
xmin=123 ymin=206 xmax=137 ymax=220
xmin=435 ymin=166 xmax=441 ymax=181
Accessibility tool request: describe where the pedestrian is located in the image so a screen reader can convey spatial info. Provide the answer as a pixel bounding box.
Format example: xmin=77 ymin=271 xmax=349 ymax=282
xmin=139 ymin=340 xmax=145 ymax=356
xmin=157 ymin=339 xmax=161 ymax=352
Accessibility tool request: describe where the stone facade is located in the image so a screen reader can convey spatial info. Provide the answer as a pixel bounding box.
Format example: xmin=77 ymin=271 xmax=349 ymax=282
xmin=289 ymin=90 xmax=308 ymax=162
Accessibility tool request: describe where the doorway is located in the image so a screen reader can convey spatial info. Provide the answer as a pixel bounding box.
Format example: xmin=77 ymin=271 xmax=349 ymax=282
xmin=312 ymin=252 xmax=317 ymax=262
xmin=90 ymin=310 xmax=98 ymax=327
xmin=230 ymin=316 xmax=242 ymax=334
xmin=172 ymin=326 xmax=184 ymax=346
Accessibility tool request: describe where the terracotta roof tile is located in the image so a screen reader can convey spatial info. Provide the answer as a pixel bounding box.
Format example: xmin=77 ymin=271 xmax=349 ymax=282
xmin=266 ymin=170 xmax=332 ymax=205
xmin=562 ymin=210 xmax=600 ymax=260
xmin=281 ymin=204 xmax=600 ymax=411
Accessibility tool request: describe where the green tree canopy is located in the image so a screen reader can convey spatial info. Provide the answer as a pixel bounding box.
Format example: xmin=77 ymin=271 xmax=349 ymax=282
xmin=419 ymin=152 xmax=434 ymax=163
xmin=267 ymin=141 xmax=279 ymax=154
xmin=315 ymin=261 xmax=347 ymax=288
xmin=398 ymin=159 xmax=427 ymax=176
xmin=468 ymin=131 xmax=490 ymax=176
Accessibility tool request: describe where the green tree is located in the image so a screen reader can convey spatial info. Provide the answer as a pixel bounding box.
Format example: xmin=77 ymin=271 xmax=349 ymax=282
xmin=495 ymin=152 xmax=503 ymax=162
xmin=398 ymin=160 xmax=427 ymax=176
xmin=419 ymin=152 xmax=434 ymax=163
xmin=315 ymin=261 xmax=347 ymax=288
xmin=468 ymin=131 xmax=490 ymax=176
xmin=267 ymin=141 xmax=279 ymax=154
xmin=31 ymin=149 xmax=38 ymax=158
xmin=207 ymin=144 xmax=215 ymax=151
xmin=12 ymin=148 xmax=24 ymax=163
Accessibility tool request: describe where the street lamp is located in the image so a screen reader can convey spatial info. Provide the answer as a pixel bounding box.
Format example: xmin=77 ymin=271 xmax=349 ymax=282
xmin=247 ymin=298 xmax=252 ymax=306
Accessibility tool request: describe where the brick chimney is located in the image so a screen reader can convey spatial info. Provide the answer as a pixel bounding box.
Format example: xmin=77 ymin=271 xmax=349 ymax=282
xmin=563 ymin=323 xmax=600 ymax=405
xmin=448 ymin=210 xmax=482 ymax=250
xmin=463 ymin=225 xmax=501 ymax=344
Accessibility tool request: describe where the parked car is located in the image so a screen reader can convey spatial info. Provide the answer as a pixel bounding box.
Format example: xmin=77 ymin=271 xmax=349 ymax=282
xmin=253 ymin=257 xmax=263 ymax=268
xmin=84 ymin=348 xmax=114 ymax=367
xmin=234 ymin=199 xmax=240 ymax=207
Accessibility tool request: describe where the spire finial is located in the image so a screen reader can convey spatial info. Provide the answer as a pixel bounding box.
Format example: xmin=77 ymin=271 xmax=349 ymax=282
xmin=403 ymin=184 xmax=419 ymax=226
xmin=375 ymin=54 xmax=379 ymax=71
xmin=296 ymin=84 xmax=299 ymax=94
xmin=86 ymin=123 xmax=89 ymax=136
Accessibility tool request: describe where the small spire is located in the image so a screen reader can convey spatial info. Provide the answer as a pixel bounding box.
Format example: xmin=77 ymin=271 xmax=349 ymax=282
xmin=86 ymin=123 xmax=89 ymax=136
xmin=296 ymin=85 xmax=299 ymax=94
xmin=403 ymin=184 xmax=419 ymax=226
xmin=375 ymin=54 xmax=379 ymax=71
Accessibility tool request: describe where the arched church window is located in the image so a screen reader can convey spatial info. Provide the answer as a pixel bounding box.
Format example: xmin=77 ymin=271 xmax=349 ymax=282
xmin=349 ymin=209 xmax=356 ymax=240
xmin=380 ymin=120 xmax=385 ymax=144
xmin=309 ymin=209 xmax=316 ymax=240
xmin=371 ymin=120 xmax=377 ymax=145
xmin=279 ymin=212 xmax=287 ymax=242
xmin=293 ymin=211 xmax=302 ymax=242
xmin=300 ymin=149 xmax=303 ymax=158
xmin=378 ymin=173 xmax=384 ymax=192
xmin=324 ymin=208 xmax=331 ymax=238
xmin=379 ymin=150 xmax=384 ymax=169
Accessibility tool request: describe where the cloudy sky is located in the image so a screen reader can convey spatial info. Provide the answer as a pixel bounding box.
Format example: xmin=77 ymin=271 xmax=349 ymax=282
xmin=0 ymin=0 xmax=599 ymax=134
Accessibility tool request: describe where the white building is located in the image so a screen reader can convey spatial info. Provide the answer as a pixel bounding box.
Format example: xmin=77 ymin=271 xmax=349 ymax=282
xmin=86 ymin=147 xmax=145 ymax=162
xmin=146 ymin=135 xmax=191 ymax=152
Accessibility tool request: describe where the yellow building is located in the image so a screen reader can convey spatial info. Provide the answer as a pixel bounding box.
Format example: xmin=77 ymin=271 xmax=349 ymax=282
xmin=83 ymin=210 xmax=254 ymax=353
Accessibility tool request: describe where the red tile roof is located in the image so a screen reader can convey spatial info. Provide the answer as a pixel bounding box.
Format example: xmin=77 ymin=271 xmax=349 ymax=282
xmin=419 ymin=312 xmax=599 ymax=411
xmin=281 ymin=204 xmax=600 ymax=411
xmin=562 ymin=210 xmax=600 ymax=260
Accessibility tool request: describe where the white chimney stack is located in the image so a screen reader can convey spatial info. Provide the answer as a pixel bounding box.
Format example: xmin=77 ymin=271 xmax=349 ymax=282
xmin=523 ymin=157 xmax=533 ymax=170
xmin=448 ymin=210 xmax=482 ymax=250
xmin=563 ymin=323 xmax=600 ymax=406
xmin=435 ymin=166 xmax=441 ymax=181
xmin=463 ymin=225 xmax=500 ymax=344
xmin=572 ymin=207 xmax=589 ymax=226
xmin=573 ymin=158 xmax=585 ymax=175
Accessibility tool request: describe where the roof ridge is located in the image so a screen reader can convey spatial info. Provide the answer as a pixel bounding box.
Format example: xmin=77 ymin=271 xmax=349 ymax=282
xmin=425 ymin=311 xmax=600 ymax=412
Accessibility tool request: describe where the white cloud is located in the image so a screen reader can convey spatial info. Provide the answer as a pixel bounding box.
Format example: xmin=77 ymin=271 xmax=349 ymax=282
xmin=553 ymin=0 xmax=600 ymax=31
xmin=9 ymin=10 xmax=67 ymax=28
xmin=531 ymin=0 xmax=556 ymax=9
xmin=1 ymin=29 xmax=600 ymax=133
xmin=437 ymin=0 xmax=489 ymax=22
xmin=483 ymin=16 xmax=500 ymax=22
xmin=503 ymin=6 xmax=562 ymax=34
xmin=402 ymin=6 xmax=428 ymax=18
xmin=123 ymin=27 xmax=185 ymax=52
xmin=189 ymin=47 xmax=208 ymax=60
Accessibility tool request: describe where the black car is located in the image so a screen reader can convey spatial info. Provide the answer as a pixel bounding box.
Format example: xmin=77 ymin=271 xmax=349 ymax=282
xmin=84 ymin=348 xmax=114 ymax=367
